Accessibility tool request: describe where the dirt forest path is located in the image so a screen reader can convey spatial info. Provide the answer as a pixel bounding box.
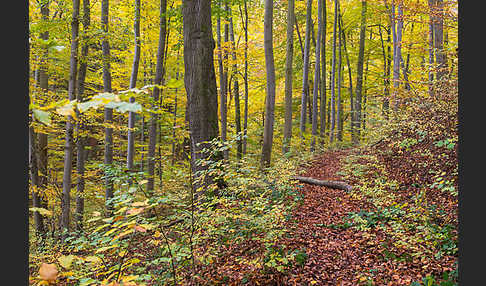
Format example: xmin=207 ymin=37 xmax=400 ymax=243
xmin=277 ymin=149 xmax=439 ymax=286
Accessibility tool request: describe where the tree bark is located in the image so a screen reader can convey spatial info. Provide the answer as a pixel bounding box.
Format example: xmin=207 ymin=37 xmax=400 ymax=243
xmin=427 ymin=0 xmax=435 ymax=98
xmin=433 ymin=0 xmax=446 ymax=81
xmin=330 ymin=0 xmax=338 ymax=143
xmin=261 ymin=0 xmax=276 ymax=168
xmin=228 ymin=10 xmax=242 ymax=160
xmin=147 ymin=0 xmax=167 ymax=194
xmin=61 ymin=0 xmax=81 ymax=233
xmin=319 ymin=0 xmax=327 ymax=142
xmin=242 ymin=0 xmax=249 ymax=155
xmin=311 ymin=0 xmax=323 ymax=151
xmin=283 ymin=0 xmax=294 ymax=154
xmin=353 ymin=0 xmax=366 ymax=144
xmin=75 ymin=0 xmax=91 ymax=231
xmin=127 ymin=0 xmax=141 ymax=173
xmin=300 ymin=0 xmax=312 ymax=135
xmin=29 ymin=110 xmax=45 ymax=235
xmin=182 ymin=0 xmax=224 ymax=194
xmin=340 ymin=15 xmax=354 ymax=138
xmin=336 ymin=5 xmax=343 ymax=142
xmin=101 ymin=0 xmax=114 ymax=214
xmin=292 ymin=176 xmax=352 ymax=192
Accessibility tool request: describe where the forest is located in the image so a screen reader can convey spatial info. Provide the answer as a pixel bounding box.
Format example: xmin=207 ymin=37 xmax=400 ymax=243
xmin=28 ymin=0 xmax=458 ymax=285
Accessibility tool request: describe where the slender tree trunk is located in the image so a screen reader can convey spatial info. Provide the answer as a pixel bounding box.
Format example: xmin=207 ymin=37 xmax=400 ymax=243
xmin=36 ymin=0 xmax=50 ymax=234
xmin=29 ymin=110 xmax=45 ymax=235
xmin=127 ymin=0 xmax=141 ymax=173
xmin=427 ymin=0 xmax=435 ymax=98
xmin=61 ymin=0 xmax=80 ymax=233
xmin=228 ymin=10 xmax=242 ymax=160
xmin=300 ymin=0 xmax=312 ymax=135
xmin=295 ymin=15 xmax=305 ymax=61
xmin=330 ymin=0 xmax=338 ymax=143
xmin=182 ymin=0 xmax=224 ymax=194
xmin=319 ymin=0 xmax=327 ymax=142
xmin=336 ymin=5 xmax=342 ymax=142
xmin=391 ymin=0 xmax=403 ymax=111
xmin=220 ymin=0 xmax=229 ymax=160
xmin=261 ymin=0 xmax=276 ymax=168
xmin=242 ymin=0 xmax=249 ymax=155
xmin=283 ymin=0 xmax=294 ymax=154
xmin=147 ymin=0 xmax=167 ymax=194
xmin=340 ymin=15 xmax=353 ymax=138
xmin=75 ymin=0 xmax=91 ymax=231
xmin=353 ymin=0 xmax=366 ymax=144
xmin=433 ymin=0 xmax=446 ymax=81
xmin=378 ymin=23 xmax=391 ymax=119
xmin=101 ymin=0 xmax=114 ymax=214
xmin=311 ymin=0 xmax=323 ymax=151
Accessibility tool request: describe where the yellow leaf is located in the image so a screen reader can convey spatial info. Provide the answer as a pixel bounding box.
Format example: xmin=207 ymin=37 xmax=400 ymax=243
xmin=84 ymin=256 xmax=102 ymax=264
xmin=39 ymin=263 xmax=58 ymax=283
xmin=58 ymin=255 xmax=76 ymax=269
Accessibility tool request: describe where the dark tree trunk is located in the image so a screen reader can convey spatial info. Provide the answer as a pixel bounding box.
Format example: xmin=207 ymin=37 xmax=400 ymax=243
xmin=127 ymin=0 xmax=141 ymax=173
xmin=242 ymin=0 xmax=249 ymax=155
xmin=353 ymin=0 xmax=366 ymax=144
xmin=330 ymin=0 xmax=338 ymax=143
xmin=433 ymin=0 xmax=446 ymax=81
xmin=101 ymin=0 xmax=114 ymax=214
xmin=311 ymin=0 xmax=323 ymax=151
xmin=428 ymin=0 xmax=435 ymax=98
xmin=336 ymin=5 xmax=343 ymax=142
xmin=261 ymin=0 xmax=276 ymax=168
xmin=300 ymin=0 xmax=312 ymax=135
xmin=283 ymin=0 xmax=294 ymax=154
xmin=182 ymin=0 xmax=224 ymax=194
xmin=147 ymin=0 xmax=167 ymax=194
xmin=61 ymin=0 xmax=81 ymax=233
xmin=221 ymin=0 xmax=229 ymax=160
xmin=29 ymin=111 xmax=45 ymax=235
xmin=228 ymin=11 xmax=242 ymax=160
xmin=340 ymin=15 xmax=354 ymax=138
xmin=75 ymin=0 xmax=91 ymax=231
xmin=319 ymin=0 xmax=327 ymax=142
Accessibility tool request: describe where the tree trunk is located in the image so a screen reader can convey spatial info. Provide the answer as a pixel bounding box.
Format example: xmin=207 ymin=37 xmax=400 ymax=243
xmin=101 ymin=0 xmax=114 ymax=214
xmin=228 ymin=11 xmax=242 ymax=160
xmin=340 ymin=15 xmax=354 ymax=138
xmin=147 ymin=0 xmax=167 ymax=195
xmin=391 ymin=0 xmax=403 ymax=111
xmin=261 ymin=0 xmax=276 ymax=168
xmin=182 ymin=0 xmax=224 ymax=194
xmin=311 ymin=0 xmax=323 ymax=151
xmin=283 ymin=0 xmax=294 ymax=154
xmin=330 ymin=0 xmax=338 ymax=143
xmin=353 ymin=0 xmax=366 ymax=144
xmin=300 ymin=0 xmax=312 ymax=135
xmin=61 ymin=0 xmax=80 ymax=233
xmin=29 ymin=111 xmax=45 ymax=235
xmin=319 ymin=0 xmax=327 ymax=142
xmin=221 ymin=0 xmax=229 ymax=160
xmin=336 ymin=5 xmax=343 ymax=142
xmin=127 ymin=0 xmax=141 ymax=173
xmin=75 ymin=0 xmax=91 ymax=231
xmin=433 ymin=0 xmax=446 ymax=81
xmin=292 ymin=176 xmax=352 ymax=192
xmin=427 ymin=0 xmax=435 ymax=98
xmin=242 ymin=0 xmax=249 ymax=155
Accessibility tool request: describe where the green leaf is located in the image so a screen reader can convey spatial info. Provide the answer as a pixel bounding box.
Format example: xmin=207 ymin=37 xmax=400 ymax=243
xmin=32 ymin=109 xmax=51 ymax=126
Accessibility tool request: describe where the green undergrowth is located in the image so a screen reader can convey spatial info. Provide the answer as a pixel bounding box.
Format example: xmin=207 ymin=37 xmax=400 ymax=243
xmin=29 ymin=135 xmax=315 ymax=285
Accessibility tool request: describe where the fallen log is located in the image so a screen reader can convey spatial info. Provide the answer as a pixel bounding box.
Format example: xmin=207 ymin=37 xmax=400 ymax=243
xmin=292 ymin=176 xmax=353 ymax=192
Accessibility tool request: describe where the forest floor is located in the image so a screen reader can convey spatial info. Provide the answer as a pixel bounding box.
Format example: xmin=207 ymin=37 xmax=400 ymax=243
xmin=199 ymin=138 xmax=458 ymax=285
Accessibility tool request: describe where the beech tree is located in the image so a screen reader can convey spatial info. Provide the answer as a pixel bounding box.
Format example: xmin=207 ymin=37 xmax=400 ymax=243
xmin=283 ymin=0 xmax=294 ymax=154
xmin=260 ymin=0 xmax=276 ymax=167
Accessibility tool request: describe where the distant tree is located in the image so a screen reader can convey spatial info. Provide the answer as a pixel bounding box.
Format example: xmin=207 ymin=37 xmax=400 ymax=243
xmin=283 ymin=0 xmax=294 ymax=154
